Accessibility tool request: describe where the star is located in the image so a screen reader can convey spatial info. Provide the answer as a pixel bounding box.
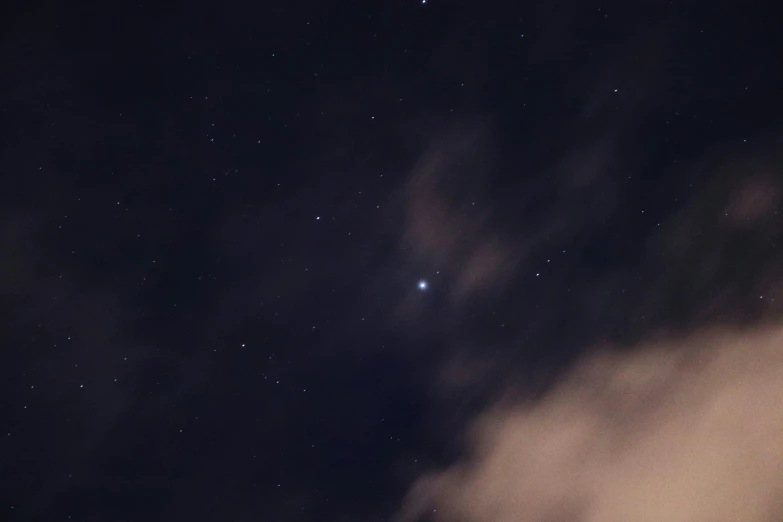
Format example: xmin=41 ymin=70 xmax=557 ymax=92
xmin=418 ymin=280 xmax=428 ymax=290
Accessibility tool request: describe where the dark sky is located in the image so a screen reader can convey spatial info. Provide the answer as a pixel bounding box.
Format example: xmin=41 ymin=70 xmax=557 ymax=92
xmin=3 ymin=1 xmax=783 ymax=521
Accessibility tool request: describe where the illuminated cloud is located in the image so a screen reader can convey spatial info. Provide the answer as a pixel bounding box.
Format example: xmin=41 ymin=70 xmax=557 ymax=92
xmin=398 ymin=326 xmax=783 ymax=522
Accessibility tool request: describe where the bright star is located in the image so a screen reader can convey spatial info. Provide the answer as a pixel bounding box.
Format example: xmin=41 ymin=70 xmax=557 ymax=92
xmin=418 ymin=280 xmax=428 ymax=290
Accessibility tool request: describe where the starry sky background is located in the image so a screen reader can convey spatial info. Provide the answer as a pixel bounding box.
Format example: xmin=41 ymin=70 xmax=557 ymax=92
xmin=2 ymin=1 xmax=783 ymax=521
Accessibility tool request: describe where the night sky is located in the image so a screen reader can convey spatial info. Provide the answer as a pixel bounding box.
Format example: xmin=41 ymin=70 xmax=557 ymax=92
xmin=3 ymin=1 xmax=783 ymax=521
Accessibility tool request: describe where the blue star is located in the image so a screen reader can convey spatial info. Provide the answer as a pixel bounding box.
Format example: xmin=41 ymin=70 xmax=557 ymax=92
xmin=418 ymin=280 xmax=428 ymax=290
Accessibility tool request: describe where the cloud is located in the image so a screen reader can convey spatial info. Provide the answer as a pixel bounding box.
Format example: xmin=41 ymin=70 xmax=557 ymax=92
xmin=394 ymin=124 xmax=783 ymax=522
xmin=402 ymin=125 xmax=525 ymax=306
xmin=398 ymin=325 xmax=783 ymax=522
